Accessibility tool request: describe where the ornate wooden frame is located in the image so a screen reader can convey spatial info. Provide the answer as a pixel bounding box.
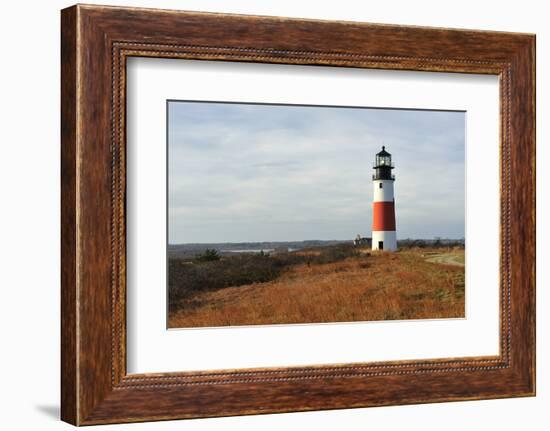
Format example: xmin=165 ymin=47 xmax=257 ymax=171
xmin=61 ymin=4 xmax=535 ymax=425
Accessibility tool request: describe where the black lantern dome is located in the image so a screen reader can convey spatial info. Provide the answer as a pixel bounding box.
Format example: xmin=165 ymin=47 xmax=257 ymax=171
xmin=373 ymin=146 xmax=395 ymax=180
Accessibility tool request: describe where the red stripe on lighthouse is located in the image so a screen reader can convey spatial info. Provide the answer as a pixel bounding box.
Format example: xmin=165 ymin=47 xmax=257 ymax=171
xmin=372 ymin=201 xmax=396 ymax=231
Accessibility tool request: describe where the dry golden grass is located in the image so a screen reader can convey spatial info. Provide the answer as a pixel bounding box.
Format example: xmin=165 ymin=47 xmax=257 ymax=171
xmin=168 ymin=248 xmax=465 ymax=328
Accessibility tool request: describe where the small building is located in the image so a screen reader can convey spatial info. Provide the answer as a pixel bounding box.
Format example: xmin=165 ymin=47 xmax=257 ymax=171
xmin=353 ymin=234 xmax=372 ymax=248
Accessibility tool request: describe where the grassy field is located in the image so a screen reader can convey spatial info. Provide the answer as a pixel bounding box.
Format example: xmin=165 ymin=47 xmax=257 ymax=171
xmin=168 ymin=244 xmax=465 ymax=328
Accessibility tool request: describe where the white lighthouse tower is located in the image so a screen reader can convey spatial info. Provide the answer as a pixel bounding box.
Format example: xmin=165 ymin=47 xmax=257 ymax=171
xmin=372 ymin=146 xmax=397 ymax=251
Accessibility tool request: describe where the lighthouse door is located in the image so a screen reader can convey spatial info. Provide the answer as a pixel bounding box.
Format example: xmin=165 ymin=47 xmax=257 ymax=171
xmin=378 ymin=241 xmax=384 ymax=250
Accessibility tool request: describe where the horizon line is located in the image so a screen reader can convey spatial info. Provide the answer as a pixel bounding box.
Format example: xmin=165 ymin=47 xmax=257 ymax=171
xmin=169 ymin=238 xmax=465 ymax=246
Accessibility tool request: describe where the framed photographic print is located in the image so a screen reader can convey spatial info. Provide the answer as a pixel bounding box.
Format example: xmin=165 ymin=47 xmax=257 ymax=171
xmin=165 ymin=101 xmax=466 ymax=329
xmin=61 ymin=4 xmax=535 ymax=425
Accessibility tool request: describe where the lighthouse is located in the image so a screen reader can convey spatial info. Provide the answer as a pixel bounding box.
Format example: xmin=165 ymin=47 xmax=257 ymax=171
xmin=372 ymin=146 xmax=397 ymax=251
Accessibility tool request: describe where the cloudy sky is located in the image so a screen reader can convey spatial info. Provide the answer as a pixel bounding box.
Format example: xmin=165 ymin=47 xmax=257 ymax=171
xmin=168 ymin=101 xmax=465 ymax=244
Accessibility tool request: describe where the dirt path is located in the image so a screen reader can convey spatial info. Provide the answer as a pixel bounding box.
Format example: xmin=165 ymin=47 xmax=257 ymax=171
xmin=424 ymin=252 xmax=464 ymax=267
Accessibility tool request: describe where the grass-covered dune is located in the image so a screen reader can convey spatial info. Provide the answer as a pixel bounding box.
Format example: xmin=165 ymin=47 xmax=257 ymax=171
xmin=168 ymin=244 xmax=465 ymax=328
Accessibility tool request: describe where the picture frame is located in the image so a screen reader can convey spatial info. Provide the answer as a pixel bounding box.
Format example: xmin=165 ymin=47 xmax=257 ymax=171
xmin=61 ymin=4 xmax=535 ymax=425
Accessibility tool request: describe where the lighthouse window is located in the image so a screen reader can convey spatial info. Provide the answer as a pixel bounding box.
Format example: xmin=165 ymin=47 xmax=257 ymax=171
xmin=379 ymin=183 xmax=383 ymax=189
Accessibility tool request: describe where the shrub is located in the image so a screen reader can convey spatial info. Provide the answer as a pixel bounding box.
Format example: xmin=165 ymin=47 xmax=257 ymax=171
xmin=168 ymin=243 xmax=359 ymax=311
xmin=313 ymin=243 xmax=358 ymax=264
xmin=194 ymin=248 xmax=221 ymax=262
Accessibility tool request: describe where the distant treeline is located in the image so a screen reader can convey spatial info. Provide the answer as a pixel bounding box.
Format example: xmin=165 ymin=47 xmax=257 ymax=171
xmin=397 ymin=238 xmax=465 ymax=248
xmin=168 ymin=239 xmax=349 ymax=259
xmin=169 ymin=238 xmax=465 ymax=258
